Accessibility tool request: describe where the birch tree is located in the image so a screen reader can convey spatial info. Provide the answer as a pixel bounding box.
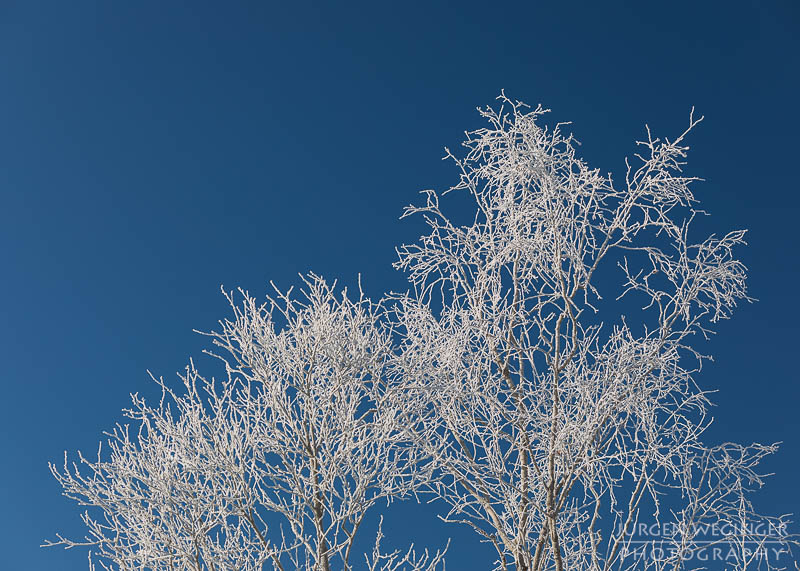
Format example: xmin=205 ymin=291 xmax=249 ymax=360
xmin=48 ymin=275 xmax=445 ymax=571
xmin=394 ymin=95 xmax=797 ymax=571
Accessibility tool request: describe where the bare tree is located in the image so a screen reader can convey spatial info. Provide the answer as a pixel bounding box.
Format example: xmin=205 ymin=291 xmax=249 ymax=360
xmin=48 ymin=275 xmax=445 ymax=571
xmin=394 ymin=94 xmax=797 ymax=571
xmin=48 ymin=94 xmax=796 ymax=571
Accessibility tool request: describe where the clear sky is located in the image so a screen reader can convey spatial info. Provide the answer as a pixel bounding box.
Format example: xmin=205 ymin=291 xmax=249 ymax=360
xmin=1 ymin=1 xmax=798 ymax=568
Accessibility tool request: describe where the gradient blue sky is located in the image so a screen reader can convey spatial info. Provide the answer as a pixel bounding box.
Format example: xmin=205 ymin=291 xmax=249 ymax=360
xmin=1 ymin=1 xmax=798 ymax=568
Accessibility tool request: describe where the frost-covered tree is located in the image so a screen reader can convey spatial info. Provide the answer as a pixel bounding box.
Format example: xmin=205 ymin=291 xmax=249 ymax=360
xmin=394 ymin=95 xmax=797 ymax=571
xmin=48 ymin=94 xmax=797 ymax=571
xmin=48 ymin=276 xmax=445 ymax=571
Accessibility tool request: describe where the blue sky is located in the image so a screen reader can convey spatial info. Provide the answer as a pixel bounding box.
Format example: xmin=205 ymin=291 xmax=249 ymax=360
xmin=1 ymin=1 xmax=798 ymax=568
